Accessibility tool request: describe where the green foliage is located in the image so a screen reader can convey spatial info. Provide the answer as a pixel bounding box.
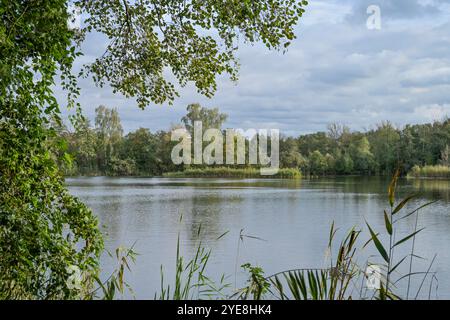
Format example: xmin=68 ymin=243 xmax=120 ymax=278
xmin=60 ymin=105 xmax=181 ymax=176
xmin=0 ymin=0 xmax=103 ymax=299
xmin=280 ymin=137 xmax=308 ymax=169
xmin=77 ymin=0 xmax=308 ymax=108
xmin=296 ymin=119 xmax=450 ymax=176
xmin=238 ymin=264 xmax=271 ymax=300
xmin=182 ymin=103 xmax=228 ymax=134
xmin=349 ymin=136 xmax=375 ymax=174
xmin=309 ymin=150 xmax=327 ymax=176
xmin=108 ymin=157 xmax=137 ymax=176
xmin=59 ymin=105 xmax=450 ymax=178
xmin=95 ymin=105 xmax=123 ymax=173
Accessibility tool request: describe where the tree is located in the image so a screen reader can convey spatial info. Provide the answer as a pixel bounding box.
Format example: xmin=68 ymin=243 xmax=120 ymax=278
xmin=327 ymin=123 xmax=350 ymax=152
xmin=153 ymin=128 xmax=182 ymax=174
xmin=335 ymin=152 xmax=354 ymax=175
xmin=70 ymin=118 xmax=98 ymax=175
xmin=181 ymin=103 xmax=228 ymax=134
xmin=440 ymin=145 xmax=450 ymax=166
xmin=324 ymin=153 xmax=336 ymax=175
xmin=309 ymin=150 xmax=327 ymax=176
xmin=121 ymin=128 xmax=159 ymax=175
xmin=367 ymin=122 xmax=400 ymax=175
xmin=298 ymin=133 xmax=327 ymax=158
xmin=280 ymin=137 xmax=306 ymax=169
xmin=0 ymin=0 xmax=103 ymax=298
xmin=349 ymin=136 xmax=375 ymax=174
xmin=95 ymin=105 xmax=124 ymax=173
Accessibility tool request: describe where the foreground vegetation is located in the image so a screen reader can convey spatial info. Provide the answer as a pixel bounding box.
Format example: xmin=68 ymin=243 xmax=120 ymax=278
xmin=164 ymin=167 xmax=301 ymax=179
xmin=408 ymin=165 xmax=450 ymax=178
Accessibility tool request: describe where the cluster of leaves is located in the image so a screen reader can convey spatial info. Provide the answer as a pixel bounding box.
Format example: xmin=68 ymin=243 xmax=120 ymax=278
xmin=0 ymin=0 xmax=103 ymax=298
xmin=76 ymin=0 xmax=308 ymax=109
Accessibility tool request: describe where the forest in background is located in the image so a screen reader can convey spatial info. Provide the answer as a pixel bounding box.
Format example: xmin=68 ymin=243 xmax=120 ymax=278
xmin=53 ymin=104 xmax=450 ymax=177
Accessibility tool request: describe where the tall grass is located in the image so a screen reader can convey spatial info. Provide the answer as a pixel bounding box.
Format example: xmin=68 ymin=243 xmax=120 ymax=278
xmin=156 ymin=223 xmax=230 ymax=300
xmin=164 ymin=167 xmax=301 ymax=179
xmin=408 ymin=165 xmax=450 ymax=178
xmin=93 ymin=246 xmax=138 ymax=300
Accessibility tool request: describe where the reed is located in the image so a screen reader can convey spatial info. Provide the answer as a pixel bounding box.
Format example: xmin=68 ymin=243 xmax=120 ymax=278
xmin=163 ymin=167 xmax=301 ymax=179
xmin=408 ymin=165 xmax=450 ymax=178
xmin=156 ymin=223 xmax=230 ymax=300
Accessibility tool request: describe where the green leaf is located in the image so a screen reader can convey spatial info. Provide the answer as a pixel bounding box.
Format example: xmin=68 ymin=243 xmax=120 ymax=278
xmin=328 ymin=221 xmax=337 ymax=248
xmin=384 ymin=210 xmax=392 ymax=235
xmin=389 ymin=256 xmax=407 ymax=274
xmin=388 ymin=169 xmax=400 ymax=207
xmin=366 ymin=223 xmax=389 ymax=263
xmin=393 ymin=229 xmax=425 ymax=248
xmin=395 ymin=201 xmax=438 ymax=222
xmin=392 ymin=194 xmax=417 ymax=215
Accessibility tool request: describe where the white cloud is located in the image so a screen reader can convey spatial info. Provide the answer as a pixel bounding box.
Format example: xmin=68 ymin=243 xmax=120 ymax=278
xmin=414 ymin=104 xmax=450 ymax=121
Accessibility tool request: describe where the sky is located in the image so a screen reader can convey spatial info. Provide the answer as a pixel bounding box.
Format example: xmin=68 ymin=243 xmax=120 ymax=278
xmin=59 ymin=0 xmax=450 ymax=136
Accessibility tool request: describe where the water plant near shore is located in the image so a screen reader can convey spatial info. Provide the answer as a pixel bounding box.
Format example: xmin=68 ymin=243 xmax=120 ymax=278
xmin=164 ymin=167 xmax=301 ymax=179
xmin=408 ymin=165 xmax=450 ymax=179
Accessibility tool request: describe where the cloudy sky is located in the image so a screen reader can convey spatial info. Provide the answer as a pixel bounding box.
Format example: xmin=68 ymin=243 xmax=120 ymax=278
xmin=60 ymin=0 xmax=450 ymax=136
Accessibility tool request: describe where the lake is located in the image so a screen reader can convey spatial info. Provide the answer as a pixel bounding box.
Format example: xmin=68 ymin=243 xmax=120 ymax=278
xmin=67 ymin=176 xmax=450 ymax=299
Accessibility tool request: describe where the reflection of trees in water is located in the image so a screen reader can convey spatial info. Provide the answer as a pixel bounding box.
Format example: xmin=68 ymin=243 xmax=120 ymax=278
xmin=93 ymin=198 xmax=125 ymax=242
xmin=182 ymin=193 xmax=243 ymax=244
xmin=409 ymin=178 xmax=450 ymax=202
xmin=181 ymin=180 xmax=304 ymax=242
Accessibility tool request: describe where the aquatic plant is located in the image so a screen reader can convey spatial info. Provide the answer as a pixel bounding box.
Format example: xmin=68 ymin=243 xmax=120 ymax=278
xmin=408 ymin=165 xmax=450 ymax=178
xmin=164 ymin=167 xmax=301 ymax=179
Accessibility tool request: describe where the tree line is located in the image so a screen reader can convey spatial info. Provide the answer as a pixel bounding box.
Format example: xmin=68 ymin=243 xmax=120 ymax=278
xmin=55 ymin=104 xmax=450 ymax=177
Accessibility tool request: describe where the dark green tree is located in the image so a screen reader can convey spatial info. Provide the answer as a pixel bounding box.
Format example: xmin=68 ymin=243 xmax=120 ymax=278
xmin=309 ymin=150 xmax=327 ymax=176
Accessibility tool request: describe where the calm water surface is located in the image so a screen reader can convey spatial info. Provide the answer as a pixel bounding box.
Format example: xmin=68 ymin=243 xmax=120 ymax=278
xmin=67 ymin=176 xmax=450 ymax=299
